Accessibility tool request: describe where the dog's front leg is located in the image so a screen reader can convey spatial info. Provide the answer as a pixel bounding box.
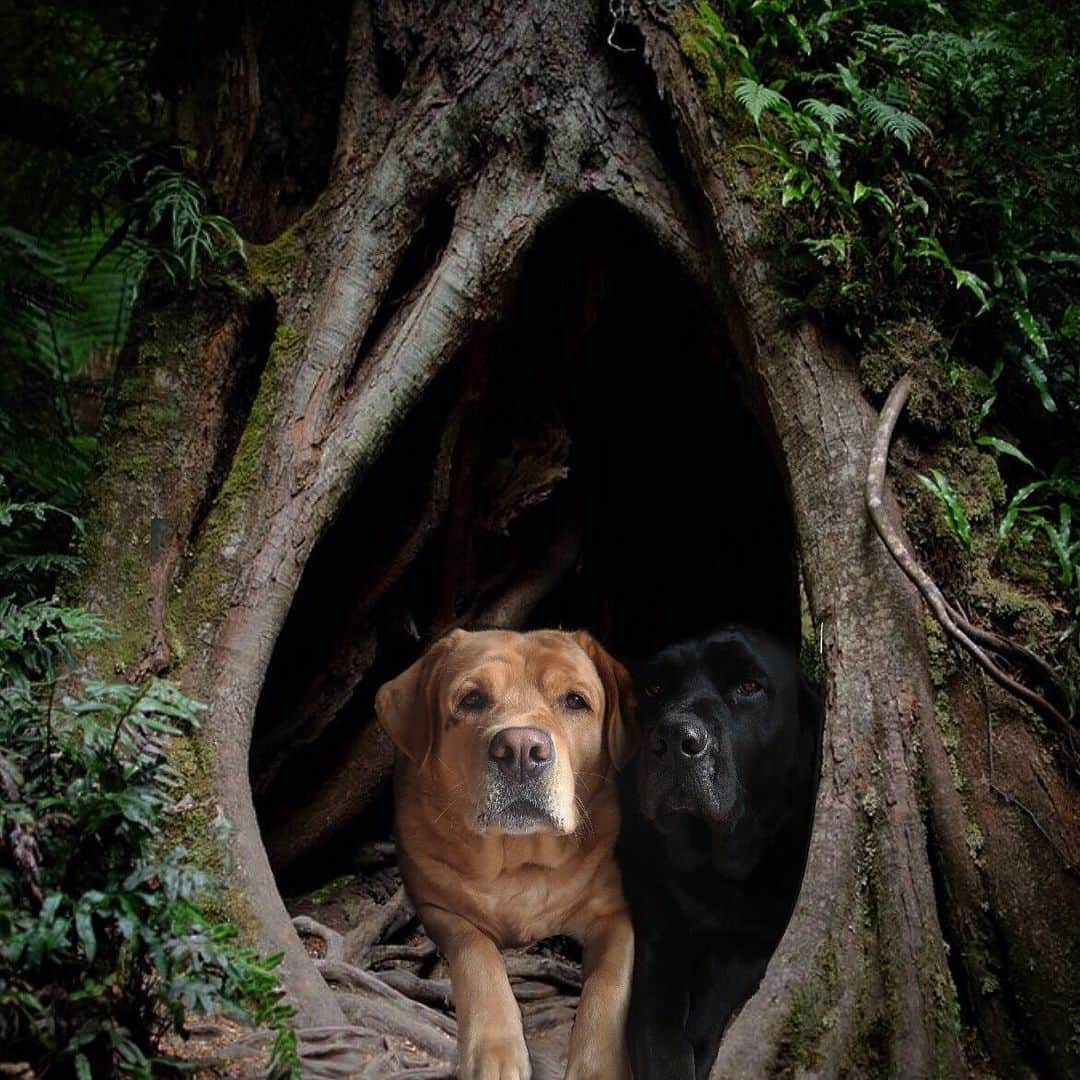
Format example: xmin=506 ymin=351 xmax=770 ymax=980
xmin=566 ymin=910 xmax=634 ymax=1080
xmin=420 ymin=904 xmax=529 ymax=1080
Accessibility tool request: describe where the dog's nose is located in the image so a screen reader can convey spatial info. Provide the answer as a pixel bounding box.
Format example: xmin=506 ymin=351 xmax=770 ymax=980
xmin=652 ymin=719 xmax=709 ymax=760
xmin=489 ymin=726 xmax=555 ymax=780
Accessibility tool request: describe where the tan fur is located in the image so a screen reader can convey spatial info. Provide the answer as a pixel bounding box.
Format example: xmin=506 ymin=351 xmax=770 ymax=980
xmin=376 ymin=627 xmax=638 ymax=1080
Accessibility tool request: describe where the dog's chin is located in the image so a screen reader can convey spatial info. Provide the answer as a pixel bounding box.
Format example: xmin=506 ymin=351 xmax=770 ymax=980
xmin=641 ymin=776 xmax=736 ymax=834
xmin=474 ymin=793 xmax=572 ymax=836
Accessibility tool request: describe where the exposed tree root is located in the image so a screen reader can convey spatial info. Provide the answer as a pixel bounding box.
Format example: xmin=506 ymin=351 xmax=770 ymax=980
xmin=293 ymin=915 xmax=346 ymax=964
xmin=284 ymin=873 xmax=586 ymax=1079
xmin=374 ymin=970 xmax=454 ymax=1010
xmin=370 ymin=941 xmax=437 ymax=964
xmin=868 ymin=374 xmax=1074 ymax=753
xmin=343 ymin=885 xmax=414 ymax=964
xmin=503 ymin=954 xmax=583 ymax=993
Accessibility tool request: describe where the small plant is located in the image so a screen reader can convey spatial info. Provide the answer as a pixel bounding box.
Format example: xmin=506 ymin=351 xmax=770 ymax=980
xmin=94 ymin=157 xmax=246 ymax=289
xmin=917 ymin=469 xmax=973 ymax=556
xmin=992 ymin=457 xmax=1080 ymax=624
xmin=683 ymin=1 xmax=1079 ymax=417
xmin=0 ymin=504 xmax=299 ymax=1078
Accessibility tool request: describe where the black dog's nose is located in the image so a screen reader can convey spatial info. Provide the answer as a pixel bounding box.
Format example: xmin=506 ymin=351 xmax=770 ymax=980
xmin=652 ymin=719 xmax=709 ymax=760
xmin=489 ymin=726 xmax=554 ymax=780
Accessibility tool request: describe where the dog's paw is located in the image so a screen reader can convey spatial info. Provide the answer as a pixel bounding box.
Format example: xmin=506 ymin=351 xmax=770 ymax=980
xmin=460 ymin=1035 xmax=532 ymax=1080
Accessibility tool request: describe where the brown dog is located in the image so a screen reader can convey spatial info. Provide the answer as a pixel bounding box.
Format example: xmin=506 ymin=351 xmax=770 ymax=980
xmin=375 ymin=627 xmax=637 ymax=1080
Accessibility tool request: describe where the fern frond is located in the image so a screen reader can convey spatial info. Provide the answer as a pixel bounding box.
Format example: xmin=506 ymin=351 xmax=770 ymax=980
xmin=857 ymin=94 xmax=930 ymax=151
xmin=798 ymin=98 xmax=852 ymax=130
xmin=732 ymin=77 xmax=789 ymax=127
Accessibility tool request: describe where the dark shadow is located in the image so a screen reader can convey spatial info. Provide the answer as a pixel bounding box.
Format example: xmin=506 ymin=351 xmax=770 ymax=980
xmin=250 ymin=197 xmax=799 ymax=888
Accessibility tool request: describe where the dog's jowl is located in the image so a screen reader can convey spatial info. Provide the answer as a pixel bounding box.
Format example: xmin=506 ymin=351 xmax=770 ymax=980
xmin=376 ymin=627 xmax=638 ymax=1080
xmin=618 ymin=625 xmax=822 ymax=1080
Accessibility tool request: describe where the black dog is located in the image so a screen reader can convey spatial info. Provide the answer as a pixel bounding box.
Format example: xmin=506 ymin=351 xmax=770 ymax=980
xmin=617 ymin=625 xmax=822 ymax=1080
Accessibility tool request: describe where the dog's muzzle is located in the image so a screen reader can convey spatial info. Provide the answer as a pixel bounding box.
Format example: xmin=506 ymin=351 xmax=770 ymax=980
xmin=478 ymin=726 xmax=564 ymax=834
xmin=639 ymin=715 xmax=734 ymax=827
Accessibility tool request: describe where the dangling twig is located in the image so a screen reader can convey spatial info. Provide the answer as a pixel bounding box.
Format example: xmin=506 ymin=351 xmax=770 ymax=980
xmin=866 ymin=374 xmax=1075 ymax=757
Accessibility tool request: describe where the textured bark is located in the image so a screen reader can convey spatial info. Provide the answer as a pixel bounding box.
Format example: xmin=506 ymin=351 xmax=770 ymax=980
xmin=80 ymin=1 xmax=1078 ymax=1074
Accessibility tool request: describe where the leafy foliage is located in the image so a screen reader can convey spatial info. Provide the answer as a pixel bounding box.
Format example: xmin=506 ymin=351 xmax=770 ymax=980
xmin=0 ymin=3 xmax=246 ymax=594
xmin=0 ymin=505 xmax=299 ymax=1078
xmin=918 ymin=469 xmax=973 ymax=556
xmin=685 ymin=0 xmax=1079 ymax=421
xmin=683 ymin=0 xmax=1079 ymax=659
xmin=98 ymin=161 xmax=245 ymax=288
xmin=992 ymin=459 xmax=1080 ymax=625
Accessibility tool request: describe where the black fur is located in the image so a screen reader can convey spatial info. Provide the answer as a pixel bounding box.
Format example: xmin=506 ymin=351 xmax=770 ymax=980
xmin=617 ymin=625 xmax=822 ymax=1080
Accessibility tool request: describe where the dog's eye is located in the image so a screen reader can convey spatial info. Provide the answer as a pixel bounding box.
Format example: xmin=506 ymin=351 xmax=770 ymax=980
xmin=735 ymin=680 xmax=764 ymax=697
xmin=562 ymin=692 xmax=591 ymax=712
xmin=458 ymin=689 xmax=489 ymax=711
xmin=644 ymin=683 xmax=662 ymax=698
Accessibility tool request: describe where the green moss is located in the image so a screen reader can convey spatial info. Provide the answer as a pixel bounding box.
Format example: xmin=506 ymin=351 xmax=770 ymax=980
xmin=306 ymin=873 xmax=361 ymax=905
xmin=672 ymin=4 xmax=778 ymax=195
xmin=673 ymin=6 xmax=736 ymax=119
xmin=72 ymin=287 xmax=238 ymax=676
xmin=924 ymin=614 xmax=965 ymax=790
xmin=162 ymin=733 xmax=218 ymax=869
xmin=938 ymin=445 xmax=1005 ymax=529
xmin=774 ymin=926 xmax=846 ymax=1075
xmin=158 ymin=735 xmax=263 ymax=940
xmin=969 ymin=563 xmax=1057 ymax=645
xmin=775 ymin=986 xmax=827 ymax=1074
xmin=859 ymin=319 xmax=983 ymax=435
xmin=169 ymin=322 xmax=305 ymax=646
xmin=935 ymin=686 xmax=965 ymax=793
xmin=965 ymin=820 xmax=985 ymax=864
xmin=925 ymin=618 xmax=955 ymax=689
xmin=245 ymin=199 xmax=321 ymax=300
xmin=923 ymin=937 xmax=964 ymax=1044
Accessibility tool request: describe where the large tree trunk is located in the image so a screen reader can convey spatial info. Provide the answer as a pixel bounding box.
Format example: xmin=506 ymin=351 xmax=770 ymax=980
xmin=80 ymin=2 xmax=1078 ymax=1075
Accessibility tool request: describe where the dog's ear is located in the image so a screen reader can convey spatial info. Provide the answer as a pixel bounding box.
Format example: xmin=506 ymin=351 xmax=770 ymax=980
xmin=375 ymin=629 xmax=466 ymax=767
xmin=574 ymin=630 xmax=639 ymax=770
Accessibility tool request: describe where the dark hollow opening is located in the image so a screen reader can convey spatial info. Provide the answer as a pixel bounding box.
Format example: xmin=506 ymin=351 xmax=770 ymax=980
xmin=251 ymin=194 xmax=801 ymax=890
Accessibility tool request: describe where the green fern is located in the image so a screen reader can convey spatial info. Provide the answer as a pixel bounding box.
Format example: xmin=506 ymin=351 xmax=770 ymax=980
xmin=857 ymin=94 xmax=931 ymax=151
xmin=798 ymin=98 xmax=852 ymax=131
xmin=733 ymin=77 xmax=789 ymax=127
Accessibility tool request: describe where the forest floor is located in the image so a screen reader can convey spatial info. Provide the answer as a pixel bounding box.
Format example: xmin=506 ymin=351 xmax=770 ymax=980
xmin=161 ymin=838 xmax=581 ymax=1077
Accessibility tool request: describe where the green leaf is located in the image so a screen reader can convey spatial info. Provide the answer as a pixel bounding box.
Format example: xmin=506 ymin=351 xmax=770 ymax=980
xmin=1013 ymin=306 xmax=1049 ymax=361
xmin=75 ymin=908 xmax=97 ymax=963
xmin=998 ymin=481 xmax=1046 ymax=541
xmin=917 ymin=470 xmax=972 ymax=555
xmin=1041 ymin=517 xmax=1073 ymax=588
xmin=799 ymin=98 xmax=852 ymax=130
xmin=74 ymin=1054 xmax=92 ymax=1080
xmin=1019 ymin=353 xmax=1058 ymax=413
xmin=732 ymin=77 xmax=789 ymax=126
xmin=857 ymin=94 xmax=931 ymax=151
xmin=976 ymin=436 xmax=1036 ymax=470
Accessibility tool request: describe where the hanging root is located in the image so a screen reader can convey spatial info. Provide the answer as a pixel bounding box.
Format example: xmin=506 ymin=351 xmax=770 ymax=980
xmin=867 ymin=374 xmax=1075 ymax=759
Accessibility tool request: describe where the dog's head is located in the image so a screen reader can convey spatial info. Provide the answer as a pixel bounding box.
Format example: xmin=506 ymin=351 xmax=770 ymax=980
xmin=635 ymin=625 xmax=818 ymax=874
xmin=376 ymin=628 xmax=636 ymax=836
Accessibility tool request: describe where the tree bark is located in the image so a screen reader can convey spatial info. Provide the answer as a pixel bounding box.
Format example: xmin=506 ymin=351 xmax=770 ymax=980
xmin=79 ymin=1 xmax=1078 ymax=1074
